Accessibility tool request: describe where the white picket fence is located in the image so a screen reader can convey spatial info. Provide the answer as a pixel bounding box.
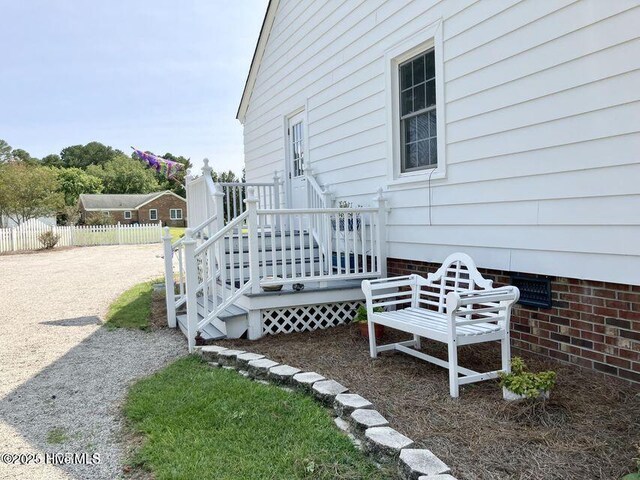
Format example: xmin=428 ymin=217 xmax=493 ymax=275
xmin=0 ymin=222 xmax=163 ymax=253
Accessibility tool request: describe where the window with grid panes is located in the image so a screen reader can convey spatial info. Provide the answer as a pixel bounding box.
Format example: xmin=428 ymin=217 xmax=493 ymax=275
xmin=399 ymin=49 xmax=437 ymax=172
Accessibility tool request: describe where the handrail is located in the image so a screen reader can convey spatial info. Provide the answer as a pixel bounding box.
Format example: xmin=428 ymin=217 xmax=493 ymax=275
xmin=217 ymin=181 xmax=275 ymax=187
xmin=194 ymin=210 xmax=248 ymax=255
xmin=189 ymin=214 xmax=218 ymax=237
xmin=305 ymin=173 xmax=327 ymax=208
xmin=258 ymin=207 xmax=377 ymax=214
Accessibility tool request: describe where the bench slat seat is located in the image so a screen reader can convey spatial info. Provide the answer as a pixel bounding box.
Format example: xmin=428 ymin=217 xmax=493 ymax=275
xmin=376 ymin=308 xmax=502 ymax=338
xmin=362 ymin=252 xmax=520 ymax=398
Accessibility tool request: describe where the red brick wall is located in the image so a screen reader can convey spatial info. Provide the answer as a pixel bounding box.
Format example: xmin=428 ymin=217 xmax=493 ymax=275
xmin=387 ymin=257 xmax=640 ymax=385
xmin=140 ymin=194 xmax=187 ymax=227
xmin=79 ymin=208 xmax=138 ymax=225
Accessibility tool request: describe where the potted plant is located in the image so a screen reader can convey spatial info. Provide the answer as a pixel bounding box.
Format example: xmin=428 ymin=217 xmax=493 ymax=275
xmin=622 ymin=445 xmax=640 ymax=480
xmin=352 ymin=306 xmax=384 ymax=340
xmin=499 ymin=357 xmax=556 ymax=401
xmin=331 ymin=201 xmax=362 ymax=231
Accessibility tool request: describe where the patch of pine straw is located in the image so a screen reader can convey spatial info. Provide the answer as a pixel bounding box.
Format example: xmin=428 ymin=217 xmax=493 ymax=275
xmin=223 ymin=325 xmax=640 ymax=480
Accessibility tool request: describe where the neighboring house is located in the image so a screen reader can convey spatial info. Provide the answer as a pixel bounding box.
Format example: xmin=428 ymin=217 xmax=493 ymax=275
xmin=78 ymin=191 xmax=187 ymax=226
xmin=231 ymin=1 xmax=640 ymax=383
xmin=1 ymin=216 xmax=56 ymax=228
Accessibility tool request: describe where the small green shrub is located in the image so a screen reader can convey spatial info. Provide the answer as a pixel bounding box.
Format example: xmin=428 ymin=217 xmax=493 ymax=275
xmin=38 ymin=230 xmax=60 ymax=249
xmin=353 ymin=305 xmax=383 ymax=324
xmin=85 ymin=212 xmax=114 ymax=225
xmin=499 ymin=357 xmax=556 ymax=398
xmin=622 ymin=445 xmax=640 ymax=480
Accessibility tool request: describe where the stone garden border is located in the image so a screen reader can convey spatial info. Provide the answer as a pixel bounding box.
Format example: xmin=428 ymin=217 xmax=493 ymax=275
xmin=197 ymin=345 xmax=456 ymax=480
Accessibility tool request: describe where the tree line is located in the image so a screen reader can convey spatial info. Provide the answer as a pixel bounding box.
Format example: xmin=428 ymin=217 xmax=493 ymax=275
xmin=0 ymin=139 xmax=242 ymax=227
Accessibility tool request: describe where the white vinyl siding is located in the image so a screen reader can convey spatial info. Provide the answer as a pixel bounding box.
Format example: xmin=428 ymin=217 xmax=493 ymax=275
xmin=242 ymin=0 xmax=640 ymax=285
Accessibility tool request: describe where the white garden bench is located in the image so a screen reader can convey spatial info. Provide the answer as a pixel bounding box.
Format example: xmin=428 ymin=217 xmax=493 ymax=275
xmin=361 ymin=253 xmax=520 ymax=397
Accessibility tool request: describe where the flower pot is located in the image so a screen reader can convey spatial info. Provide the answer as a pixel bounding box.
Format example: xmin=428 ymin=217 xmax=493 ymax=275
xmin=502 ymin=387 xmax=550 ymax=401
xmin=357 ymin=322 xmax=384 ymax=340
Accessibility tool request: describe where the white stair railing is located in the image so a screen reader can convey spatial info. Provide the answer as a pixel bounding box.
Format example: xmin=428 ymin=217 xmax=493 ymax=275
xmin=304 ymin=169 xmax=333 ymax=273
xmin=168 ymin=160 xmax=389 ymax=348
xmin=216 ymin=171 xmax=281 ymax=225
xmin=192 ymin=210 xmax=252 ymax=339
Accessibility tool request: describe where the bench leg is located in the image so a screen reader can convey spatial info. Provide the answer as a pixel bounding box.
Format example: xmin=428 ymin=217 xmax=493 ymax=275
xmin=501 ymin=335 xmax=511 ymax=374
xmin=448 ymin=340 xmax=459 ymax=398
xmin=368 ymin=321 xmax=378 ymax=358
xmin=413 ymin=334 xmax=421 ymax=350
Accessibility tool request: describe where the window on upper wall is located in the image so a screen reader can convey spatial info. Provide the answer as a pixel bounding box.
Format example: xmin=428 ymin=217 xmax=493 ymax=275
xmin=399 ymin=49 xmax=437 ymax=172
xmin=124 ymin=211 xmax=132 ymax=220
xmin=170 ymin=208 xmax=182 ymax=220
xmin=149 ymin=209 xmax=158 ymax=221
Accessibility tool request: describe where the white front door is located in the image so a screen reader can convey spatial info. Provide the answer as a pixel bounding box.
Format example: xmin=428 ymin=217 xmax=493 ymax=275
xmin=287 ymin=112 xmax=307 ymax=208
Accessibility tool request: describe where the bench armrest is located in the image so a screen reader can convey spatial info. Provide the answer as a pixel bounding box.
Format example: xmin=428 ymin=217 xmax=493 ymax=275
xmin=445 ymin=286 xmax=520 ymax=313
xmin=361 ymin=275 xmax=419 ymax=311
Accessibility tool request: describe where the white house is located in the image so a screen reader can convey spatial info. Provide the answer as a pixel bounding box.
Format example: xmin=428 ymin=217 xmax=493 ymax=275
xmin=231 ymin=0 xmax=640 ymax=384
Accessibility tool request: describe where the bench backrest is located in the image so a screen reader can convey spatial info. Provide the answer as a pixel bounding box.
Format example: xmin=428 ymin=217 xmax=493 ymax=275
xmin=418 ymin=253 xmax=493 ymax=313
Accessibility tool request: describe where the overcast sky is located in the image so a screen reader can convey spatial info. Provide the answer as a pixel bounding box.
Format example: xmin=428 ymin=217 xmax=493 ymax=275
xmin=0 ymin=0 xmax=268 ymax=175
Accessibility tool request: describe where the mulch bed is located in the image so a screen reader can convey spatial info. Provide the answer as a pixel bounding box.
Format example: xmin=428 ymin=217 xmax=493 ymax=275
xmin=222 ymin=325 xmax=640 ymax=480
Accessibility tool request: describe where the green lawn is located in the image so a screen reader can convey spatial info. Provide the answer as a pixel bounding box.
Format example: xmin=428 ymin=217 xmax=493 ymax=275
xmin=105 ymin=281 xmax=155 ymax=330
xmin=169 ymin=227 xmax=185 ymax=243
xmin=124 ymin=356 xmax=389 ymax=480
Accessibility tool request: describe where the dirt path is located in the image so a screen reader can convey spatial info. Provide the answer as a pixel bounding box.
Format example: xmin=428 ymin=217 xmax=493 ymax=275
xmin=0 ymin=245 xmax=185 ymax=479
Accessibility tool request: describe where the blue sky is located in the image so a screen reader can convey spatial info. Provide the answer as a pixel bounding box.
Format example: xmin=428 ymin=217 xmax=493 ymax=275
xmin=0 ymin=0 xmax=268 ymax=175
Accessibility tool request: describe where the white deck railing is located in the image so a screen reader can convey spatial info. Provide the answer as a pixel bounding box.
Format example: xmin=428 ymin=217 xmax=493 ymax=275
xmin=217 ymin=177 xmax=280 ymax=223
xmin=166 ymin=164 xmax=388 ymax=351
xmin=253 ymin=207 xmax=382 ymax=288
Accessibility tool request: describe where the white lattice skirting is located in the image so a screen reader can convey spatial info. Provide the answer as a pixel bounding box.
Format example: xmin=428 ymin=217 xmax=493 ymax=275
xmin=262 ymin=301 xmax=363 ymax=335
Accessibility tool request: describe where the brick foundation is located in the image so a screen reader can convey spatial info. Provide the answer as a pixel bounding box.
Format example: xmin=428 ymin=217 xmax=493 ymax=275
xmin=387 ymin=257 xmax=640 ymax=385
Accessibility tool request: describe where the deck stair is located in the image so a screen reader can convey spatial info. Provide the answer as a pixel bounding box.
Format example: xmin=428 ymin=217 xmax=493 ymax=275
xmin=163 ymin=160 xmax=388 ymax=351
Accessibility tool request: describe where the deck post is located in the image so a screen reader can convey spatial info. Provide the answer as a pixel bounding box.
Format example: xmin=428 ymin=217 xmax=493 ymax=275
xmin=183 ymin=228 xmax=198 ymax=352
xmin=210 ymin=183 xmax=225 ymax=294
xmin=374 ymin=188 xmax=388 ymax=278
xmin=184 ymin=169 xmax=194 ymax=227
xmin=272 ymin=170 xmax=280 ymax=209
xmin=162 ymin=227 xmax=177 ymax=328
xmin=245 ymin=187 xmax=261 ymax=294
xmin=202 ymin=158 xmax=214 ymax=230
xmin=212 ymin=183 xmax=225 ymax=234
xmin=247 ymin=309 xmax=262 ymax=340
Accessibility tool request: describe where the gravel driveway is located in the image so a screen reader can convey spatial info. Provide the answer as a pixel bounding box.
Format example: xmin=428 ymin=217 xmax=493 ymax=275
xmin=0 ymin=245 xmax=186 ymax=479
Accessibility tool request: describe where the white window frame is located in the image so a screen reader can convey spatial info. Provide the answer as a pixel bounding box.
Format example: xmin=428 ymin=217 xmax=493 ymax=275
xmin=149 ymin=209 xmax=158 ymax=221
xmin=385 ymin=20 xmax=446 ymax=187
xmin=170 ymin=208 xmax=182 ymax=220
xmin=124 ymin=211 xmax=132 ymax=220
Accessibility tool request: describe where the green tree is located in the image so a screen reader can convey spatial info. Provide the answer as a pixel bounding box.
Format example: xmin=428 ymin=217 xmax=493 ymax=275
xmin=0 ymin=163 xmax=64 ymax=224
xmin=87 ymin=155 xmax=159 ymax=194
xmin=0 ymin=139 xmax=12 ymax=162
xmin=42 ymin=154 xmax=62 ymax=167
xmin=60 ymin=141 xmax=122 ymax=168
xmin=56 ymin=167 xmax=103 ymax=205
xmin=11 ymin=148 xmax=38 ymax=164
xmin=211 ymin=170 xmax=241 ymax=183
